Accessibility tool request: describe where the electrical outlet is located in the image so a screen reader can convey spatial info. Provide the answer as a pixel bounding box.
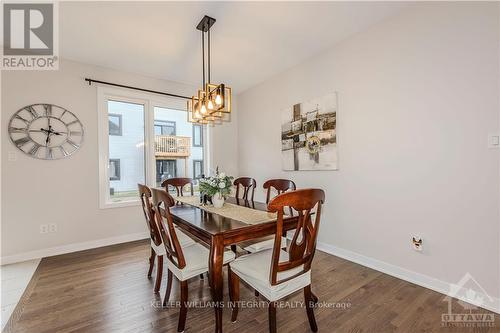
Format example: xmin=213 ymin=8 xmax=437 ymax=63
xmin=8 ymin=151 xmax=17 ymax=161
xmin=49 ymin=223 xmax=57 ymax=233
xmin=412 ymin=235 xmax=423 ymax=252
xmin=40 ymin=224 xmax=48 ymax=234
xmin=488 ymin=133 xmax=500 ymax=149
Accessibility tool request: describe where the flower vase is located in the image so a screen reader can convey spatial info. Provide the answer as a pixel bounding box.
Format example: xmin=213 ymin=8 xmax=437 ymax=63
xmin=212 ymin=193 xmax=225 ymax=208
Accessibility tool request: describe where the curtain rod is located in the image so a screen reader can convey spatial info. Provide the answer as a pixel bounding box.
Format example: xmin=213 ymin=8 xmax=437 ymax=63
xmin=84 ymin=78 xmax=191 ymax=100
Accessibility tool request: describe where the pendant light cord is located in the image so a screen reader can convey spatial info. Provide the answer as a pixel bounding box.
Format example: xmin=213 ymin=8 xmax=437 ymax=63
xmin=208 ymin=28 xmax=211 ymax=84
xmin=202 ymin=30 xmax=205 ymax=88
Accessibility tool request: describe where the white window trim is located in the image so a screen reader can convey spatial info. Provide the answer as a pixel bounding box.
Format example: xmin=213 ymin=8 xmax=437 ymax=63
xmin=97 ymin=85 xmax=210 ymax=209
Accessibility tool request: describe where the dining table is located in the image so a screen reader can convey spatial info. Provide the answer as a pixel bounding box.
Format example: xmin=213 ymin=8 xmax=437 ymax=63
xmin=161 ymin=196 xmax=299 ymax=333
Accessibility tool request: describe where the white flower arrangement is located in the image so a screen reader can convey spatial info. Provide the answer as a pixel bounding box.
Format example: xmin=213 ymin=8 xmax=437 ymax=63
xmin=199 ymin=169 xmax=233 ymax=199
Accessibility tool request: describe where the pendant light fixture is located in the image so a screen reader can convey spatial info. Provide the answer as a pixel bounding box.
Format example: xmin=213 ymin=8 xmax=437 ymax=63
xmin=187 ymin=15 xmax=232 ymax=125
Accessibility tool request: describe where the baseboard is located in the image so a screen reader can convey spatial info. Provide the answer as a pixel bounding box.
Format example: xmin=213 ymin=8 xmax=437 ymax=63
xmin=0 ymin=232 xmax=149 ymax=265
xmin=316 ymin=241 xmax=500 ymax=314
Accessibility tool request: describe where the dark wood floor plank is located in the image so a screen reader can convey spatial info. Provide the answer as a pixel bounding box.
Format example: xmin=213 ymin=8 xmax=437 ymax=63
xmin=5 ymin=239 xmax=499 ymax=333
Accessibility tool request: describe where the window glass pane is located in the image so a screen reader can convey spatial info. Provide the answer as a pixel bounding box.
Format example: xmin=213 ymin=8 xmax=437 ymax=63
xmin=154 ymin=107 xmax=203 ymax=189
xmin=108 ymin=100 xmax=145 ymax=202
xmin=154 ymin=125 xmax=162 ymax=136
xmin=193 ymin=125 xmax=202 ymax=147
xmin=156 ymin=160 xmax=177 ymax=184
xmin=155 ymin=121 xmax=176 ymax=136
xmin=165 ymin=124 xmax=175 ymax=135
xmin=193 ymin=160 xmax=203 ymax=179
xmin=109 ymin=114 xmax=122 ymax=136
xmin=109 ymin=159 xmax=120 ymax=180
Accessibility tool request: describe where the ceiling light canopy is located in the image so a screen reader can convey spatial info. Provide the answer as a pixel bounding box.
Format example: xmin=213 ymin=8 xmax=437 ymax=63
xmin=187 ymin=15 xmax=232 ymax=125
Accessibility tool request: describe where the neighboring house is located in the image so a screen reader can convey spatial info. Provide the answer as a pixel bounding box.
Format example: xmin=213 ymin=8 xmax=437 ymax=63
xmin=108 ymin=102 xmax=204 ymax=195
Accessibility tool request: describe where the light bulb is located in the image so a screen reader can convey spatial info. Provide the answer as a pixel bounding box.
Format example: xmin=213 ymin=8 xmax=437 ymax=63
xmin=194 ymin=111 xmax=202 ymax=119
xmin=207 ymin=99 xmax=214 ymax=110
xmin=215 ymin=94 xmax=222 ymax=106
xmin=200 ymin=104 xmax=207 ymax=114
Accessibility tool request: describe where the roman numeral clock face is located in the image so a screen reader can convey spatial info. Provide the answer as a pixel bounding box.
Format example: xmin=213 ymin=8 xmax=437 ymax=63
xmin=8 ymin=104 xmax=84 ymax=160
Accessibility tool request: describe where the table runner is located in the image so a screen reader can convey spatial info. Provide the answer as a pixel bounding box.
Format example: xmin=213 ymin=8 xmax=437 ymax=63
xmin=174 ymin=196 xmax=277 ymax=225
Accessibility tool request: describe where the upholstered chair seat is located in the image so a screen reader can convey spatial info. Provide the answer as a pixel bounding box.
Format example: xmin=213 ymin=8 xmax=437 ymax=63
xmin=168 ymin=243 xmax=235 ymax=281
xmin=230 ymin=249 xmax=310 ymax=301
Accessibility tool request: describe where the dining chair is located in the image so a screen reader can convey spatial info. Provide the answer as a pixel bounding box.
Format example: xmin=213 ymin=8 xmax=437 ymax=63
xmin=160 ymin=178 xmax=206 ymax=279
xmin=161 ymin=177 xmax=194 ymax=196
xmin=138 ymin=183 xmax=196 ymax=293
xmin=228 ymin=189 xmax=325 ymax=333
xmin=263 ymin=179 xmax=296 ymax=204
xmin=243 ymin=179 xmax=297 ymax=254
xmin=233 ymin=177 xmax=256 ymax=201
xmin=151 ymin=188 xmax=236 ymax=332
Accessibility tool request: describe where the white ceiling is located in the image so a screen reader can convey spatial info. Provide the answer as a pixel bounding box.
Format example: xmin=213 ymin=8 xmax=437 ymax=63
xmin=60 ymin=2 xmax=407 ymax=93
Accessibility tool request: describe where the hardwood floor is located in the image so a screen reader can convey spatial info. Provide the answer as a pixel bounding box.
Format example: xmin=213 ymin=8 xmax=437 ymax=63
xmin=4 ymin=240 xmax=499 ymax=333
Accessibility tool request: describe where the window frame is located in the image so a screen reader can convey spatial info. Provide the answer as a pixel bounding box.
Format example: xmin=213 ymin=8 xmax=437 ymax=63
xmin=98 ymin=86 xmax=209 ymax=209
xmin=192 ymin=124 xmax=203 ymax=147
xmin=108 ymin=113 xmax=123 ymax=136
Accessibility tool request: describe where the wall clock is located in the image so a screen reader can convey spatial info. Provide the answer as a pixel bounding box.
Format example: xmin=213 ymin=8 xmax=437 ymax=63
xmin=8 ymin=104 xmax=84 ymax=160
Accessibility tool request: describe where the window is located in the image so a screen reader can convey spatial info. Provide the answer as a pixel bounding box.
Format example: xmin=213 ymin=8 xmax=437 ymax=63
xmin=193 ymin=124 xmax=203 ymax=147
xmin=109 ymin=159 xmax=121 ymax=180
xmin=99 ymin=95 xmax=146 ymax=207
xmin=98 ymin=87 xmax=209 ymax=208
xmin=193 ymin=160 xmax=204 ymax=179
xmin=109 ymin=114 xmax=122 ymax=136
xmin=107 ymin=101 xmax=145 ymax=202
xmin=156 ymin=160 xmax=177 ymax=185
xmin=155 ymin=120 xmax=176 ymax=136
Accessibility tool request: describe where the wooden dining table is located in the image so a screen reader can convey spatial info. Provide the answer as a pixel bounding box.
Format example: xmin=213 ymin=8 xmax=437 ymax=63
xmin=163 ymin=196 xmax=299 ymax=333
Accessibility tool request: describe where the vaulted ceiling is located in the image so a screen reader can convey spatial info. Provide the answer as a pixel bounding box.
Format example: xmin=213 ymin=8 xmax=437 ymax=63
xmin=60 ymin=2 xmax=407 ymax=93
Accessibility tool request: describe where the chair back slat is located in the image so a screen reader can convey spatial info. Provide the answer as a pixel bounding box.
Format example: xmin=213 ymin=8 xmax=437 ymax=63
xmin=263 ymin=179 xmax=296 ymax=216
xmin=138 ymin=184 xmax=162 ymax=246
xmin=151 ymin=188 xmax=186 ymax=269
xmin=161 ymin=177 xmax=194 ymax=196
xmin=233 ymin=177 xmax=256 ymax=201
xmin=267 ymin=189 xmax=325 ymax=286
xmin=263 ymin=179 xmax=296 ymax=204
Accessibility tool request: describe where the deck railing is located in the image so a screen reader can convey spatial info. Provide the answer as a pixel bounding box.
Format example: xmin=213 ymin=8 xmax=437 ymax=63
xmin=155 ymin=135 xmax=191 ymax=158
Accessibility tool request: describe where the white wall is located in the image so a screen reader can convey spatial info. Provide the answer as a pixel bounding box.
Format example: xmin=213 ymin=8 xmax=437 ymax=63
xmin=208 ymin=103 xmax=239 ymax=178
xmin=1 ymin=59 xmax=238 ymax=261
xmin=237 ymin=2 xmax=500 ymax=303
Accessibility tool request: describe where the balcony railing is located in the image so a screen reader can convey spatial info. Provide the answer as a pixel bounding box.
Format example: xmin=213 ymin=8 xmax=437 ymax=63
xmin=155 ymin=135 xmax=191 ymax=158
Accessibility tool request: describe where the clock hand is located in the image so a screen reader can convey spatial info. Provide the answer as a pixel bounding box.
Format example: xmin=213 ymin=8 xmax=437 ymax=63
xmin=51 ymin=130 xmax=67 ymax=136
xmin=44 ymin=126 xmax=53 ymax=145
